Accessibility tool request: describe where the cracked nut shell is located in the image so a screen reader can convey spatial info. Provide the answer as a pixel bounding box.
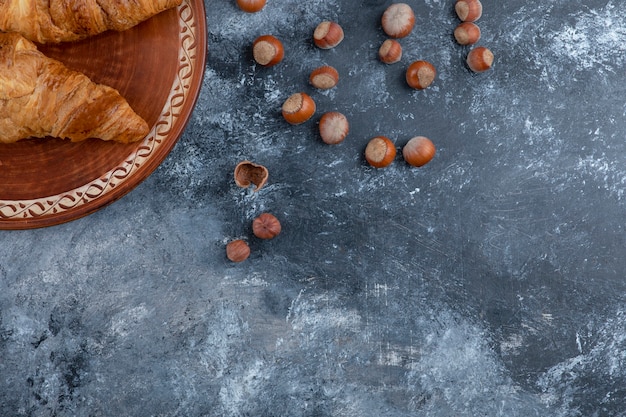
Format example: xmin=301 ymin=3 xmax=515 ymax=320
xmin=234 ymin=161 xmax=269 ymax=192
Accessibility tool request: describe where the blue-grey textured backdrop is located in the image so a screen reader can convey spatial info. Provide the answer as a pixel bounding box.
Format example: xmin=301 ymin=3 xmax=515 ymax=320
xmin=2 ymin=0 xmax=626 ymax=415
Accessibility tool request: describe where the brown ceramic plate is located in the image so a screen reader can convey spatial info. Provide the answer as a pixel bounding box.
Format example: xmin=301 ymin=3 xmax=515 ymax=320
xmin=0 ymin=0 xmax=207 ymax=229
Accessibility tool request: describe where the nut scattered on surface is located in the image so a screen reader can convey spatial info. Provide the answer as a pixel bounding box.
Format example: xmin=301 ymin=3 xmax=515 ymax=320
xmin=381 ymin=3 xmax=415 ymax=38
xmin=313 ymin=21 xmax=344 ymax=49
xmin=378 ymin=39 xmax=403 ymax=64
xmin=455 ymin=0 xmax=482 ymax=22
xmin=309 ymin=65 xmax=339 ymax=89
xmin=252 ymin=213 xmax=282 ymax=239
xmin=282 ymin=92 xmax=316 ymax=125
xmin=236 ymin=0 xmax=266 ymax=13
xmin=365 ymin=136 xmax=396 ymax=168
xmin=234 ymin=160 xmax=269 ymax=192
xmin=406 ymin=60 xmax=436 ymax=89
xmin=226 ymin=239 xmax=251 ymax=262
xmin=252 ymin=35 xmax=284 ymax=67
xmin=466 ymin=46 xmax=493 ymax=72
xmin=319 ymin=112 xmax=349 ymax=145
xmin=403 ymin=136 xmax=436 ymax=167
xmin=454 ymin=22 xmax=481 ymax=45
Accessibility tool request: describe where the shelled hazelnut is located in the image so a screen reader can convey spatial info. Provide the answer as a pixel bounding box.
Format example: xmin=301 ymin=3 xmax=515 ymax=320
xmin=403 ymin=136 xmax=436 ymax=167
xmin=365 ymin=136 xmax=396 ymax=168
xmin=453 ymin=22 xmax=481 ymax=45
xmin=309 ymin=66 xmax=339 ymax=89
xmin=234 ymin=160 xmax=269 ymax=192
xmin=313 ymin=21 xmax=344 ymax=49
xmin=252 ymin=35 xmax=284 ymax=67
xmin=226 ymin=239 xmax=250 ymax=262
xmin=282 ymin=92 xmax=316 ymax=125
xmin=405 ymin=60 xmax=436 ymax=90
xmin=236 ymin=0 xmax=266 ymax=13
xmin=378 ymin=39 xmax=402 ymax=64
xmin=381 ymin=3 xmax=415 ymax=38
xmin=455 ymin=0 xmax=482 ymax=22
xmin=252 ymin=213 xmax=282 ymax=239
xmin=319 ymin=112 xmax=349 ymax=145
xmin=466 ymin=46 xmax=493 ymax=72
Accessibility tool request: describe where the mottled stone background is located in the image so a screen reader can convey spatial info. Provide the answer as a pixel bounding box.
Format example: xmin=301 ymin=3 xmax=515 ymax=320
xmin=3 ymin=0 xmax=626 ymax=415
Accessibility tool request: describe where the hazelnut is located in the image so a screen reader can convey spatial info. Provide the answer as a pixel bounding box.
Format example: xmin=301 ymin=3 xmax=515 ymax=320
xmin=282 ymin=92 xmax=316 ymax=125
xmin=381 ymin=3 xmax=415 ymax=38
xmin=252 ymin=35 xmax=284 ymax=67
xmin=309 ymin=65 xmax=339 ymax=89
xmin=378 ymin=39 xmax=403 ymax=64
xmin=234 ymin=160 xmax=269 ymax=192
xmin=406 ymin=60 xmax=436 ymax=90
xmin=403 ymin=136 xmax=436 ymax=167
xmin=313 ymin=21 xmax=344 ymax=49
xmin=454 ymin=22 xmax=481 ymax=45
xmin=365 ymin=136 xmax=396 ymax=168
xmin=455 ymin=0 xmax=482 ymax=22
xmin=319 ymin=112 xmax=349 ymax=145
xmin=226 ymin=239 xmax=250 ymax=262
xmin=236 ymin=0 xmax=266 ymax=13
xmin=466 ymin=46 xmax=493 ymax=72
xmin=252 ymin=213 xmax=282 ymax=239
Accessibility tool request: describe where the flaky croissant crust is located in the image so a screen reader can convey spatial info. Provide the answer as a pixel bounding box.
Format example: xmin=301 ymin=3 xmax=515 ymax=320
xmin=0 ymin=0 xmax=182 ymax=43
xmin=0 ymin=32 xmax=149 ymax=143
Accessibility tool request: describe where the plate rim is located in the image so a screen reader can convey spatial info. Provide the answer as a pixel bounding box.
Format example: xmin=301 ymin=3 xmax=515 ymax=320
xmin=0 ymin=0 xmax=208 ymax=230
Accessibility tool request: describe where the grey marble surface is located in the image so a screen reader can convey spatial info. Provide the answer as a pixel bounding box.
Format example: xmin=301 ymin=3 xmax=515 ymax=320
xmin=3 ymin=0 xmax=626 ymax=415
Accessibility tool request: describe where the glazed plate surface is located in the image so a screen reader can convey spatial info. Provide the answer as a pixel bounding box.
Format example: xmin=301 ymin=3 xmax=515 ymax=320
xmin=0 ymin=0 xmax=207 ymax=229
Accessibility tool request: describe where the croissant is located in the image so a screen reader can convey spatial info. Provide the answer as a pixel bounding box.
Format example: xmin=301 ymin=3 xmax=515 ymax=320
xmin=0 ymin=32 xmax=149 ymax=143
xmin=0 ymin=0 xmax=182 ymax=44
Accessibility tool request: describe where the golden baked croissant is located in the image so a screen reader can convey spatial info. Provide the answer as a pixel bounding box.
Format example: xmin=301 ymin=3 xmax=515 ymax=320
xmin=0 ymin=32 xmax=149 ymax=143
xmin=0 ymin=0 xmax=182 ymax=44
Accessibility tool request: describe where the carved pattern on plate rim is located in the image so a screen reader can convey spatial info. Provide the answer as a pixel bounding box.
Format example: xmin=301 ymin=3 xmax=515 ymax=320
xmin=0 ymin=0 xmax=198 ymax=220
